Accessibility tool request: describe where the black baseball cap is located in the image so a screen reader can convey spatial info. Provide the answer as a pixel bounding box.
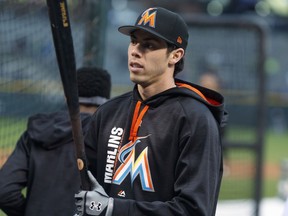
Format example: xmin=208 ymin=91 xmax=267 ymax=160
xmin=118 ymin=7 xmax=189 ymax=50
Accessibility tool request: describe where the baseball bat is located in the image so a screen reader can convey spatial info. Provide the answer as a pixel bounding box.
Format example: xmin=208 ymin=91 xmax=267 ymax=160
xmin=46 ymin=0 xmax=90 ymax=190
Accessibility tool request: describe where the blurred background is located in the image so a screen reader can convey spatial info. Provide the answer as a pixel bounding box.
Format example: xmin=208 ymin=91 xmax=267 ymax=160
xmin=0 ymin=0 xmax=288 ymax=215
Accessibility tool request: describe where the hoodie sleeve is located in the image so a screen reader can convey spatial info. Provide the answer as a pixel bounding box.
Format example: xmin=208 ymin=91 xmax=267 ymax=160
xmin=0 ymin=132 xmax=29 ymax=216
xmin=111 ymin=108 xmax=223 ymax=216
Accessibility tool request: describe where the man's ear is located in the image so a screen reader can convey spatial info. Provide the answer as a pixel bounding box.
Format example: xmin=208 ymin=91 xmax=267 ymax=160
xmin=169 ymin=48 xmax=185 ymax=65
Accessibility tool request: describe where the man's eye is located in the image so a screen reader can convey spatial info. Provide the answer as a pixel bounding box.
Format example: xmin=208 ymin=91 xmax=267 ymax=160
xmin=142 ymin=43 xmax=153 ymax=49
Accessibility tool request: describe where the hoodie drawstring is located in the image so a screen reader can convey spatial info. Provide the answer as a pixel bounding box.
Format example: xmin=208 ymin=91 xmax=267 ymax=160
xmin=129 ymin=101 xmax=149 ymax=142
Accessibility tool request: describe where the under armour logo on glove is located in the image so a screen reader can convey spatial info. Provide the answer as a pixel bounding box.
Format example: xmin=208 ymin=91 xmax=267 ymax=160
xmin=90 ymin=201 xmax=102 ymax=211
xmin=74 ymin=171 xmax=114 ymax=216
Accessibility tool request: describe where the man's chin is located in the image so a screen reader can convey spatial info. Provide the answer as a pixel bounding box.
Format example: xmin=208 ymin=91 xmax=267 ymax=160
xmin=130 ymin=75 xmax=140 ymax=84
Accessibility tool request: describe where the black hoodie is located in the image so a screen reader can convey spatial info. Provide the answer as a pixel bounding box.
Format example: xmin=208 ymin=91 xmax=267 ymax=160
xmin=0 ymin=111 xmax=93 ymax=216
xmin=85 ymin=78 xmax=228 ymax=216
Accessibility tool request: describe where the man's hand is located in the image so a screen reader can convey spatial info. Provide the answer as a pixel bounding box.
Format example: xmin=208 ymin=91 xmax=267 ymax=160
xmin=74 ymin=171 xmax=114 ymax=216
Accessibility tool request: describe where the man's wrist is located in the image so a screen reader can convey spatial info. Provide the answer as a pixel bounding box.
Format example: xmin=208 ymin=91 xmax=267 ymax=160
xmin=105 ymin=197 xmax=114 ymax=216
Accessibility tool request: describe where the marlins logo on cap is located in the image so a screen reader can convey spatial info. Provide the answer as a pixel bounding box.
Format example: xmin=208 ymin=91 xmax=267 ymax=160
xmin=137 ymin=8 xmax=157 ymax=28
xmin=118 ymin=7 xmax=189 ymax=50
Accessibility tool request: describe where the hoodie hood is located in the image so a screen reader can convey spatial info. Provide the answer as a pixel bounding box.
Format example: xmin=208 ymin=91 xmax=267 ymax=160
xmin=134 ymin=78 xmax=228 ymax=128
xmin=175 ymin=78 xmax=226 ymax=127
xmin=27 ymin=111 xmax=92 ymax=150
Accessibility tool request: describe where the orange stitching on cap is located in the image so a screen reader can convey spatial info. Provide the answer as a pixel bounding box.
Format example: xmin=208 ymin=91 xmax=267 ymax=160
xmin=177 ymin=36 xmax=182 ymax=44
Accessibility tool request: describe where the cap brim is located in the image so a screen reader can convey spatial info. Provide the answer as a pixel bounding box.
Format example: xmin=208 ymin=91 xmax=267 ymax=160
xmin=118 ymin=25 xmax=138 ymax=36
xmin=118 ymin=25 xmax=175 ymax=46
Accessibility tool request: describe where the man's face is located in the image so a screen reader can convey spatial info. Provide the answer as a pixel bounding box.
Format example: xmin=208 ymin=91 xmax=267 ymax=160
xmin=128 ymin=29 xmax=173 ymax=88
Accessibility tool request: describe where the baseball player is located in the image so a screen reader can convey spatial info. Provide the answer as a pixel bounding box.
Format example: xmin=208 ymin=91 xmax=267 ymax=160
xmin=74 ymin=7 xmax=228 ymax=216
xmin=0 ymin=67 xmax=111 ymax=216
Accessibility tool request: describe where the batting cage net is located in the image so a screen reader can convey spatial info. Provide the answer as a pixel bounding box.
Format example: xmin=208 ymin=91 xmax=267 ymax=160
xmin=1 ymin=1 xmax=69 ymax=164
xmin=1 ymin=1 xmax=288 ymax=216
xmin=0 ymin=0 xmax=107 ymax=167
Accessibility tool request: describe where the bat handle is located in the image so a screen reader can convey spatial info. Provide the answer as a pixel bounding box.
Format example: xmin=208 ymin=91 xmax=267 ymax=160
xmin=77 ymin=158 xmax=91 ymax=190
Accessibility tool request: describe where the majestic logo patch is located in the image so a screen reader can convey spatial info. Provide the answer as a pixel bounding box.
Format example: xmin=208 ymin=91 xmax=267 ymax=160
xmin=112 ymin=135 xmax=154 ymax=192
xmin=137 ymin=8 xmax=157 ymax=28
xmin=117 ymin=190 xmax=126 ymax=197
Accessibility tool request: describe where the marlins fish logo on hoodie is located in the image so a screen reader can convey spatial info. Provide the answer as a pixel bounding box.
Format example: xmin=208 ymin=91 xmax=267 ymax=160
xmin=112 ymin=135 xmax=154 ymax=192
